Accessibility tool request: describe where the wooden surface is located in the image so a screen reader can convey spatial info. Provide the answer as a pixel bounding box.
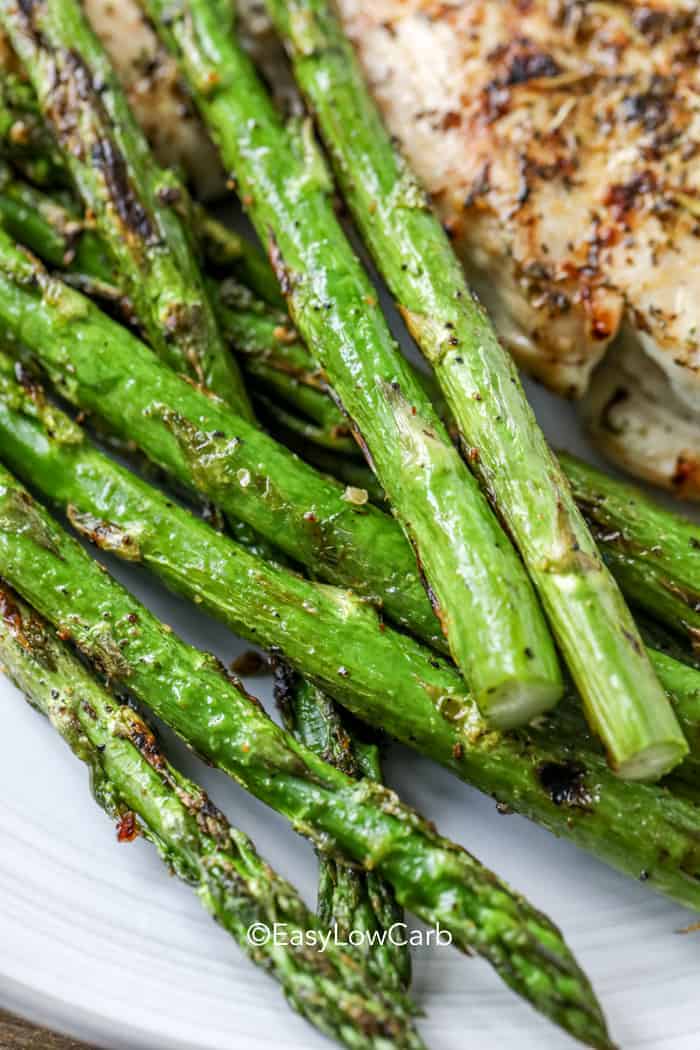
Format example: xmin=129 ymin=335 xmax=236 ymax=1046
xmin=0 ymin=1010 xmax=98 ymax=1049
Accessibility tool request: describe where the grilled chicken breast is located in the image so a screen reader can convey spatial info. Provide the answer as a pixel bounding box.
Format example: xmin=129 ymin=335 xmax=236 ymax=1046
xmin=3 ymin=0 xmax=698 ymax=496
xmin=336 ymin=0 xmax=700 ymax=497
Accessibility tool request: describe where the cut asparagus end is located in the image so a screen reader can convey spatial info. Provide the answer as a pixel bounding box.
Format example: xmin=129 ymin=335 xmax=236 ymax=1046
xmin=616 ymin=740 xmax=689 ymax=782
xmin=486 ymin=680 xmax=564 ymax=730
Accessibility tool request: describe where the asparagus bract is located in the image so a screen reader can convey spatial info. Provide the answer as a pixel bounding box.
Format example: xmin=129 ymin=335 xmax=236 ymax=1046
xmin=259 ymin=0 xmax=684 ymax=781
xmin=0 ymin=463 xmax=610 ymax=1048
xmin=0 ymin=0 xmax=253 ymax=417
xmin=0 ymin=585 xmax=423 ymax=1050
xmin=140 ymin=0 xmax=564 ymax=727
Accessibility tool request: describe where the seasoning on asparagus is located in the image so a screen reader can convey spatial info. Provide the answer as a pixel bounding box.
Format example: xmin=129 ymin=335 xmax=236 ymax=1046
xmin=0 ymin=463 xmax=610 ymax=1049
xmin=0 ymin=0 xmax=253 ymax=417
xmin=1 ymin=347 xmax=699 ymax=920
xmin=0 ymin=585 xmax=425 ymax=1050
xmin=275 ymin=665 xmax=411 ymax=991
xmin=0 ymin=227 xmax=442 ymax=650
xmin=258 ymin=0 xmax=686 ymax=780
xmin=139 ymin=0 xmax=565 ymax=729
xmin=0 ymin=154 xmax=407 ymax=966
xmin=0 ymin=223 xmax=693 ymax=681
xmin=0 ymin=346 xmax=453 ymax=720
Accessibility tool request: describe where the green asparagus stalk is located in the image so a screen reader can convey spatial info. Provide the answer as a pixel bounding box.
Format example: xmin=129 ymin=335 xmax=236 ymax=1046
xmin=215 ymin=273 xmax=449 ymax=437
xmin=275 ymin=666 xmax=410 ymax=991
xmin=0 ymin=226 xmax=443 ymax=651
xmin=0 ymin=0 xmax=253 ymax=418
xmin=0 ymin=347 xmax=523 ymax=779
xmin=0 ymin=347 xmax=697 ymax=756
xmin=0 ymin=463 xmax=610 ymax=1048
xmin=279 ymin=431 xmax=385 ymax=507
xmin=0 ymin=171 xmax=356 ymax=455
xmin=1 ymin=348 xmax=700 ymax=924
xmin=260 ymin=0 xmax=684 ymax=781
xmin=2 ymin=180 xmax=695 ymax=662
xmin=241 ymin=361 xmax=700 ymax=652
xmin=0 ymin=585 xmax=424 ymax=1050
xmin=140 ymin=0 xmax=565 ymax=729
xmin=0 ymin=159 xmax=433 ymax=988
xmin=562 ymin=453 xmax=700 ymax=651
xmin=254 ymin=388 xmax=357 ymax=455
xmin=210 ymin=276 xmax=700 ymax=663
xmin=0 ymin=62 xmax=283 ymax=306
xmin=0 ymin=162 xmax=116 ymax=280
xmin=0 ymin=151 xmax=406 ymax=962
xmin=553 ymin=651 xmax=700 ymax=789
xmin=9 ymin=162 xmax=697 ymax=646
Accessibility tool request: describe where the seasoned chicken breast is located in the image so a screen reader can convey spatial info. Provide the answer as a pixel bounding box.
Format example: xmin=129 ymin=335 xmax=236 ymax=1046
xmin=335 ymin=0 xmax=700 ymax=493
xmin=336 ymin=2 xmax=698 ymax=385
xmin=3 ymin=0 xmax=698 ymax=496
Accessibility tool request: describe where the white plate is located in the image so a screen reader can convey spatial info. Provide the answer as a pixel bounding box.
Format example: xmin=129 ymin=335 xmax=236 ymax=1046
xmin=1 ymin=352 xmax=699 ymax=1050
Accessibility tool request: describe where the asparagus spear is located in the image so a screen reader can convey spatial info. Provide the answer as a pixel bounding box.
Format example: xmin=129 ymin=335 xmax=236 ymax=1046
xmin=0 ymin=162 xmax=407 ymax=970
xmin=0 ymin=152 xmax=422 ymax=983
xmin=0 ymin=463 xmax=610 ymax=1048
xmin=0 ymin=222 xmax=693 ymax=688
xmin=562 ymin=453 xmax=700 ymax=652
xmin=240 ymin=357 xmax=700 ymax=653
xmin=0 ymin=348 xmax=696 ymax=756
xmin=259 ymin=0 xmax=685 ymax=781
xmin=278 ymin=430 xmax=386 ymax=507
xmin=1 ymin=350 xmax=699 ymax=918
xmin=0 ymin=162 xmax=116 ymax=282
xmin=0 ymin=348 xmax=527 ymax=778
xmin=275 ymin=666 xmax=410 ymax=992
xmin=0 ymin=585 xmax=424 ymax=1050
xmin=139 ymin=0 xmax=565 ymax=729
xmin=203 ymin=276 xmax=700 ymax=661
xmin=1 ymin=180 xmax=694 ymax=659
xmin=0 ymin=227 xmax=441 ymax=651
xmin=0 ymin=168 xmax=357 ymax=456
xmin=0 ymin=0 xmax=253 ymax=418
